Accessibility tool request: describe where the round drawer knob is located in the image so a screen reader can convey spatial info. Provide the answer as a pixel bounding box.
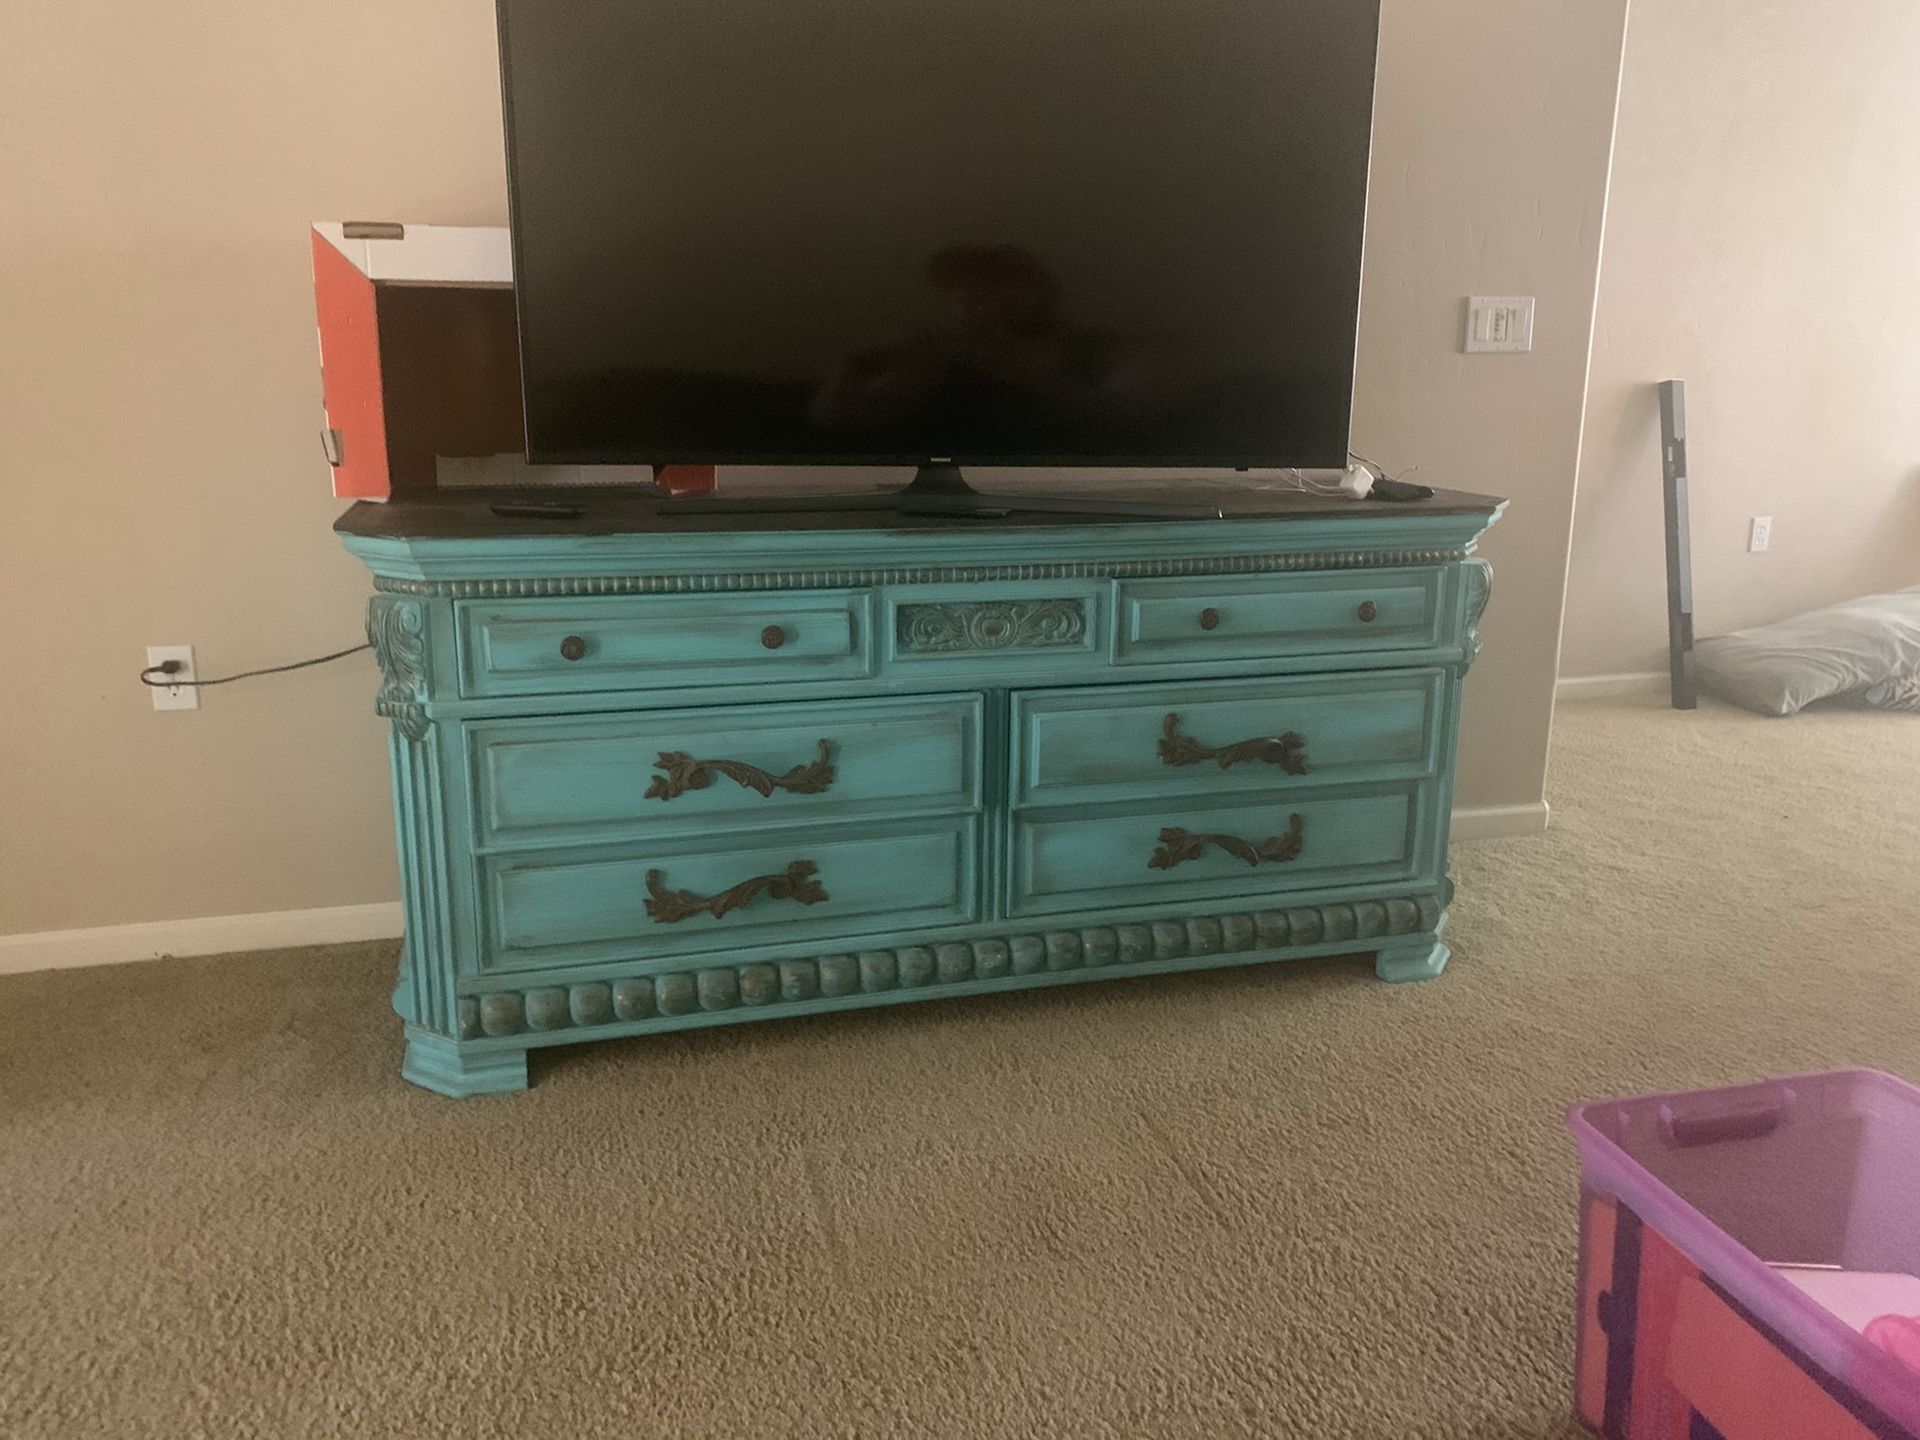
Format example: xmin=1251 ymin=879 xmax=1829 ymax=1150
xmin=1356 ymin=601 xmax=1379 ymax=623
xmin=761 ymin=625 xmax=787 ymax=650
xmin=559 ymin=634 xmax=588 ymax=661
xmin=1198 ymin=608 xmax=1222 ymax=632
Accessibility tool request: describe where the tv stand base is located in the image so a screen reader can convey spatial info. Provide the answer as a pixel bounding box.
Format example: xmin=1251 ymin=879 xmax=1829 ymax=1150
xmin=660 ymin=462 xmax=1225 ymax=520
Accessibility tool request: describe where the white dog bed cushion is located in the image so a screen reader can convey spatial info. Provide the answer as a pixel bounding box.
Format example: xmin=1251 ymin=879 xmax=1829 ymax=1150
xmin=1693 ymin=588 xmax=1920 ymax=716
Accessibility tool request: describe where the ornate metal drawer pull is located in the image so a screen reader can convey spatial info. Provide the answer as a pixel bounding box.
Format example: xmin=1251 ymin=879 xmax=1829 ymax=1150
xmin=1148 ymin=815 xmax=1305 ymax=871
xmin=1158 ymin=714 xmax=1308 ymax=775
xmin=644 ymin=860 xmax=828 ymax=924
xmin=645 ymin=739 xmax=836 ymax=802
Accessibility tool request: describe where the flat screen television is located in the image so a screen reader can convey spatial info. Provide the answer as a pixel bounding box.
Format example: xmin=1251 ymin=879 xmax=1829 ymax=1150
xmin=496 ymin=0 xmax=1382 ymax=513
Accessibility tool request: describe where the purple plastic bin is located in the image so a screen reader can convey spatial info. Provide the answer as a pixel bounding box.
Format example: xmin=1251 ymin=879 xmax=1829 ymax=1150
xmin=1567 ymin=1068 xmax=1920 ymax=1437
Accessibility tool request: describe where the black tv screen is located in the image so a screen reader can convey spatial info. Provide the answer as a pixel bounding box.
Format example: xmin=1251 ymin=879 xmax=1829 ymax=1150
xmin=498 ymin=0 xmax=1381 ymax=469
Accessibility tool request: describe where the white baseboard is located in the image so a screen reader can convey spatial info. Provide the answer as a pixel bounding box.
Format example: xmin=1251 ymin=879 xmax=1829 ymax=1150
xmin=2 ymin=801 xmax=1550 ymax=975
xmin=0 ymin=901 xmax=404 ymax=977
xmin=1557 ymin=671 xmax=1666 ymax=701
xmin=1451 ymin=801 xmax=1551 ymax=842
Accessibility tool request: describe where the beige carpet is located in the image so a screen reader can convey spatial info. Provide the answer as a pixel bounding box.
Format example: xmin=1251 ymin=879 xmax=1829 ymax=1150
xmin=5 ymin=695 xmax=1918 ymax=1439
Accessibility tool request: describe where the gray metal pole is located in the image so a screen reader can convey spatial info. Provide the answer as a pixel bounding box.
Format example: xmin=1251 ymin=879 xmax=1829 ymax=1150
xmin=1658 ymin=379 xmax=1697 ymax=710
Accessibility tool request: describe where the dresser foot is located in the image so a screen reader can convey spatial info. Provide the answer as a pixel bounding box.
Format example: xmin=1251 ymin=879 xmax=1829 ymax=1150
xmin=401 ymin=1027 xmax=529 ymax=1098
xmin=1374 ymin=937 xmax=1450 ymax=984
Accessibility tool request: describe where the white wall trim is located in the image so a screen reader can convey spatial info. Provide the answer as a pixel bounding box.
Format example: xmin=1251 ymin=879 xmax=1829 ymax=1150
xmin=1556 ymin=671 xmax=1666 ymax=701
xmin=0 ymin=902 xmax=404 ymax=976
xmin=1451 ymin=801 xmax=1551 ymax=842
xmin=3 ymin=800 xmax=1551 ymax=975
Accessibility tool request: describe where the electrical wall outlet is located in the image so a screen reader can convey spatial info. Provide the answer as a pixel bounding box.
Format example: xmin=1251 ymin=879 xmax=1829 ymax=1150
xmin=1466 ymin=296 xmax=1536 ymax=353
xmin=146 ymin=644 xmax=200 ymax=711
xmin=1749 ymin=516 xmax=1773 ymax=554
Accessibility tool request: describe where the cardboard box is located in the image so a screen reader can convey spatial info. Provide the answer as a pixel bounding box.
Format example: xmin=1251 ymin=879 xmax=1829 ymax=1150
xmin=311 ymin=222 xmax=713 ymax=500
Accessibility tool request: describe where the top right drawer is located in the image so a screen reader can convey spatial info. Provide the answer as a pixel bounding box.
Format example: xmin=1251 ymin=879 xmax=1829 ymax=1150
xmin=1115 ymin=570 xmax=1444 ymax=663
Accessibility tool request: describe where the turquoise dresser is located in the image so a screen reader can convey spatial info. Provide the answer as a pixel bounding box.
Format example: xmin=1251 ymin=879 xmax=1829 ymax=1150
xmin=337 ymin=486 xmax=1502 ymax=1096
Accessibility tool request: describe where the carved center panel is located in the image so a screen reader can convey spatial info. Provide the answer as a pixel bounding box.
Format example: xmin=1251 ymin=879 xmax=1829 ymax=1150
xmin=896 ymin=599 xmax=1087 ymax=653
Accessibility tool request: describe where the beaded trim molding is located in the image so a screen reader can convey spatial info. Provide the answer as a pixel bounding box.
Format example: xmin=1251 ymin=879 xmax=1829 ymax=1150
xmin=371 ymin=548 xmax=1472 ymax=598
xmin=454 ymin=892 xmax=1446 ymax=1042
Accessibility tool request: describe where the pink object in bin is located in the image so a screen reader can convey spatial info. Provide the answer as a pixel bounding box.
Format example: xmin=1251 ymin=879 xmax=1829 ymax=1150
xmin=1772 ymin=1268 xmax=1920 ymax=1373
xmin=1868 ymin=1316 xmax=1920 ymax=1376
xmin=1566 ymin=1068 xmax=1920 ymax=1439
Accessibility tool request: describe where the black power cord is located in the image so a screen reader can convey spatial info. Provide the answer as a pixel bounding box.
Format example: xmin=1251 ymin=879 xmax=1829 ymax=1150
xmin=139 ymin=642 xmax=372 ymax=689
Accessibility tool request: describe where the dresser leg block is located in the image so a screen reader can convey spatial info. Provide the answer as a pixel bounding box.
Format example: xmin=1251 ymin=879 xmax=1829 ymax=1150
xmin=401 ymin=1026 xmax=530 ymax=1099
xmin=1373 ymin=935 xmax=1451 ymax=984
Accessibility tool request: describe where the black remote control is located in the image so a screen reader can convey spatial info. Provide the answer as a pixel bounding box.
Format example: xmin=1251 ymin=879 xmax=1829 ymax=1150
xmin=1369 ymin=477 xmax=1435 ymax=503
xmin=489 ymin=500 xmax=585 ymax=520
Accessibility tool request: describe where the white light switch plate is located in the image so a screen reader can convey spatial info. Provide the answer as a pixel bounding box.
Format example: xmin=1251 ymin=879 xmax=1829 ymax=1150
xmin=1466 ymin=296 xmax=1536 ymax=353
xmin=147 ymin=644 xmax=200 ymax=711
xmin=1749 ymin=516 xmax=1773 ymax=553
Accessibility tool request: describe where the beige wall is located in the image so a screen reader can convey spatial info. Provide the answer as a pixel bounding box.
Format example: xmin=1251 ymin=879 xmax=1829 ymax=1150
xmin=0 ymin=0 xmax=1627 ymax=938
xmin=1357 ymin=0 xmax=1626 ymax=813
xmin=1564 ymin=0 xmax=1920 ymax=679
xmin=1 ymin=0 xmax=510 ymax=938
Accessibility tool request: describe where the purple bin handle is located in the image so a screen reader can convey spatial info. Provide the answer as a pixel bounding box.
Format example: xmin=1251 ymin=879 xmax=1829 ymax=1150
xmin=1659 ymin=1088 xmax=1794 ymax=1148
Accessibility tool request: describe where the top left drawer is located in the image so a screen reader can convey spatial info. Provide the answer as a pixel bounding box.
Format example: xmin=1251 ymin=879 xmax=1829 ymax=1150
xmin=457 ymin=591 xmax=872 ymax=698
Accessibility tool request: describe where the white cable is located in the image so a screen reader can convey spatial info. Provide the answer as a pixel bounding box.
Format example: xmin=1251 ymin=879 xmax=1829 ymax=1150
xmin=1243 ymin=462 xmax=1376 ymax=498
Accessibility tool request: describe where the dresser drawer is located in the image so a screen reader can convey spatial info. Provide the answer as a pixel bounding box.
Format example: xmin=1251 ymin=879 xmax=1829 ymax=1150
xmin=457 ymin=591 xmax=871 ymax=697
xmin=1009 ymin=784 xmax=1426 ymax=917
xmin=1116 ymin=571 xmax=1443 ymax=662
xmin=467 ymin=695 xmax=981 ymax=846
xmin=1012 ymin=670 xmax=1443 ymax=806
xmin=477 ymin=817 xmax=980 ymax=971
